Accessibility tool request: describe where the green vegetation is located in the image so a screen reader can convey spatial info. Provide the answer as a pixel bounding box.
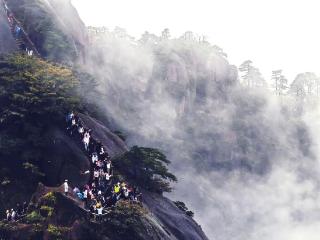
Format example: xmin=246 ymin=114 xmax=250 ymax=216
xmin=0 ymin=54 xmax=83 ymax=212
xmin=47 ymin=224 xmax=70 ymax=238
xmin=25 ymin=211 xmax=44 ymax=224
xmin=100 ymin=201 xmax=149 ymax=240
xmin=173 ymin=201 xmax=194 ymax=218
xmin=114 ymin=146 xmax=177 ymax=193
xmin=41 ymin=192 xmax=57 ymax=206
xmin=23 ymin=162 xmax=45 ymax=177
xmin=40 ymin=205 xmax=54 ymax=217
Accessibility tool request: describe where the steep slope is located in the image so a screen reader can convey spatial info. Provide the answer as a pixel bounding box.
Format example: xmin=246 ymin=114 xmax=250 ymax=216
xmin=6 ymin=0 xmax=88 ymax=63
xmin=0 ymin=3 xmax=18 ymax=54
xmin=0 ymin=112 xmax=209 ymax=240
xmin=0 ymin=1 xmax=210 ymax=239
xmin=80 ymin=113 xmax=209 ymax=240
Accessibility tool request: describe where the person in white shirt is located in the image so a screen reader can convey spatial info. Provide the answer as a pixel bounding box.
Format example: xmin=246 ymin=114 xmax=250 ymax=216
xmin=64 ymin=180 xmax=69 ymax=196
xmin=106 ymin=160 xmax=111 ymax=174
xmin=6 ymin=210 xmax=11 ymax=221
xmin=93 ymin=170 xmax=99 ymax=182
xmin=105 ymin=172 xmax=112 ymax=182
xmin=83 ymin=189 xmax=88 ymax=207
xmin=97 ymin=206 xmax=103 ymax=222
xmin=78 ymin=125 xmax=84 ymax=136
xmin=83 ymin=133 xmax=90 ymax=151
xmin=91 ymin=152 xmax=98 ymax=164
xmin=11 ymin=209 xmax=16 ymax=221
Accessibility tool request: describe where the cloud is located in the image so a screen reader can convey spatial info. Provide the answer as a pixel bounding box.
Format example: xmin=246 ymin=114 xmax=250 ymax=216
xmin=81 ymin=30 xmax=320 ymax=240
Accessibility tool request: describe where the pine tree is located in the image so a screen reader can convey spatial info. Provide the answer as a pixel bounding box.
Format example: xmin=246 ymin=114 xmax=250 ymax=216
xmin=272 ymin=70 xmax=288 ymax=96
xmin=161 ymin=28 xmax=171 ymax=40
xmin=114 ymin=146 xmax=177 ymax=194
xmin=239 ymin=60 xmax=266 ymax=88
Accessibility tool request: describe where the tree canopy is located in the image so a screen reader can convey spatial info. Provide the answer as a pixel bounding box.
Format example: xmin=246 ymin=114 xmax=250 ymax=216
xmin=114 ymin=146 xmax=177 ymax=194
xmin=0 ymin=54 xmax=83 ymax=211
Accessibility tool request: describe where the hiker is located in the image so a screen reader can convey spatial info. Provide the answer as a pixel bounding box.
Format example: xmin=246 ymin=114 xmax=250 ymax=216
xmin=6 ymin=210 xmax=11 ymax=221
xmin=99 ymin=146 xmax=106 ymax=158
xmin=15 ymin=25 xmax=21 ymax=38
xmin=78 ymin=124 xmax=84 ymax=137
xmin=83 ymin=189 xmax=88 ymax=208
xmin=64 ymin=180 xmax=69 ymax=196
xmin=105 ymin=172 xmax=112 ymax=182
xmin=106 ymin=160 xmax=111 ymax=174
xmin=77 ymin=191 xmax=84 ymax=200
xmin=93 ymin=169 xmax=99 ymax=183
xmin=96 ymin=203 xmax=103 ymax=222
xmin=114 ymin=183 xmax=121 ymax=195
xmin=73 ymin=187 xmax=80 ymax=194
xmin=96 ymin=159 xmax=103 ymax=168
xmin=91 ymin=152 xmax=98 ymax=164
xmin=83 ymin=132 xmax=90 ymax=151
xmin=123 ymin=187 xmax=129 ymax=199
xmin=7 ymin=13 xmax=13 ymax=25
xmin=11 ymin=209 xmax=16 ymax=221
xmin=66 ymin=112 xmax=74 ymax=123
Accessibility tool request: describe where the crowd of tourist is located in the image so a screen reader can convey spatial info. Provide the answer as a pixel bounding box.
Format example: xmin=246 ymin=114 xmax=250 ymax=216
xmin=3 ymin=112 xmax=141 ymax=222
xmin=1 ymin=0 xmax=142 ymax=222
xmin=5 ymin=202 xmax=28 ymax=222
xmin=65 ymin=112 xmax=142 ymax=218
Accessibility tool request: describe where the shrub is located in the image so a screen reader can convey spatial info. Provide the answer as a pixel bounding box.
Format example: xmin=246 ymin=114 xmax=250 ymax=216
xmin=41 ymin=192 xmax=56 ymax=206
xmin=25 ymin=211 xmax=44 ymax=224
xmin=114 ymin=146 xmax=177 ymax=193
xmin=40 ymin=205 xmax=54 ymax=217
xmin=47 ymin=224 xmax=69 ymax=238
xmin=173 ymin=201 xmax=194 ymax=218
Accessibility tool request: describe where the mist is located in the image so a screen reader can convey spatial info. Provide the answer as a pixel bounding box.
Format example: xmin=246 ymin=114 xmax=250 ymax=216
xmin=80 ymin=29 xmax=320 ymax=240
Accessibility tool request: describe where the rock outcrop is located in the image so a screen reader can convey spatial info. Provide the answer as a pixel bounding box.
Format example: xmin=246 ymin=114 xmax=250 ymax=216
xmin=0 ymin=3 xmax=18 ymax=54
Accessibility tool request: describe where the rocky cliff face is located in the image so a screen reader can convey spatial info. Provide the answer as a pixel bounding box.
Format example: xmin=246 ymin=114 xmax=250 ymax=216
xmin=6 ymin=0 xmax=88 ymax=62
xmin=0 ymin=113 xmax=209 ymax=240
xmin=0 ymin=1 xmax=210 ymax=239
xmin=0 ymin=3 xmax=18 ymax=54
xmin=79 ymin=113 xmax=209 ymax=240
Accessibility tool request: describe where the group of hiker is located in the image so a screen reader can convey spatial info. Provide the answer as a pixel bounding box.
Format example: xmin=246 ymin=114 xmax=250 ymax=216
xmin=2 ymin=0 xmax=34 ymax=56
xmin=65 ymin=112 xmax=142 ymax=218
xmin=5 ymin=202 xmax=28 ymax=222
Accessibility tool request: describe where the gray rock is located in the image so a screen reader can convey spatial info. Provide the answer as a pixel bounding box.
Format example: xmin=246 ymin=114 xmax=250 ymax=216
xmin=0 ymin=4 xmax=18 ymax=54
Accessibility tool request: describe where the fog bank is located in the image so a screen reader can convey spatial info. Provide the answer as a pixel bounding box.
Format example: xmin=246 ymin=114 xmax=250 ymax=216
xmin=82 ymin=30 xmax=320 ymax=240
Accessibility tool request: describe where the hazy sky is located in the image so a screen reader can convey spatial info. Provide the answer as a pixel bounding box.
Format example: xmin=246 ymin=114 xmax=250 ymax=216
xmin=72 ymin=0 xmax=320 ymax=82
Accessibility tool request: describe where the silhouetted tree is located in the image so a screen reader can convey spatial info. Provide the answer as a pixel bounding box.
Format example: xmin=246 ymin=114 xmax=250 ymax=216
xmin=239 ymin=60 xmax=266 ymax=88
xmin=139 ymin=31 xmax=159 ymax=45
xmin=161 ymin=28 xmax=171 ymax=40
xmin=289 ymin=72 xmax=319 ymax=100
xmin=272 ymin=70 xmax=287 ymax=96
xmin=114 ymin=146 xmax=177 ymax=194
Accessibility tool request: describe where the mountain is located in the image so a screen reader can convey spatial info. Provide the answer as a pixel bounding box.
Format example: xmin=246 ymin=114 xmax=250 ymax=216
xmin=0 ymin=1 xmax=209 ymax=239
xmin=4 ymin=0 xmax=88 ymax=63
